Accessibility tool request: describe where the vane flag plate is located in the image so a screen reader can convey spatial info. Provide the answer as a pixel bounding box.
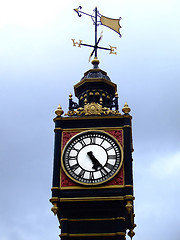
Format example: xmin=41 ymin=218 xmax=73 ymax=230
xmin=72 ymin=6 xmax=121 ymax=62
xmin=100 ymin=15 xmax=122 ymax=36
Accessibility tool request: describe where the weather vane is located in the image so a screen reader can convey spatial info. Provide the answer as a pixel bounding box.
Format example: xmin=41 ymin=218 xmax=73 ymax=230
xmin=72 ymin=6 xmax=122 ymax=62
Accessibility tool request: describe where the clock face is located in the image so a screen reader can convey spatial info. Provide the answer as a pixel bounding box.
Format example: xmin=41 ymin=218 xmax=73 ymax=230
xmin=62 ymin=130 xmax=123 ymax=185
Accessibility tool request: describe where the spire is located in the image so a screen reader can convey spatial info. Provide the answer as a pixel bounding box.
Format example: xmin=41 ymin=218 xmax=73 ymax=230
xmin=64 ymin=7 xmax=123 ymax=117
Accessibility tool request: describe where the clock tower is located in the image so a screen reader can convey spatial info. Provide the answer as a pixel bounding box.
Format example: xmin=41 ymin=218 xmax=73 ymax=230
xmin=50 ymin=57 xmax=136 ymax=240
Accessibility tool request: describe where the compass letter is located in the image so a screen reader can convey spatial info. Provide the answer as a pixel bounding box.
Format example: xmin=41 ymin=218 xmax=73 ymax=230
xmin=71 ymin=39 xmax=82 ymax=48
xmin=109 ymin=45 xmax=117 ymax=55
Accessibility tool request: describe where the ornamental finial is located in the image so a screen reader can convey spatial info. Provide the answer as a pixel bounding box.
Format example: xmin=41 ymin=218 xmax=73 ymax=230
xmin=51 ymin=203 xmax=59 ymax=216
xmin=128 ymin=229 xmax=135 ymax=239
xmin=125 ymin=200 xmax=133 ymax=214
xmin=122 ymin=102 xmax=131 ymax=114
xmin=55 ymin=104 xmax=64 ymax=116
xmin=84 ymin=98 xmax=88 ymax=105
xmin=91 ymin=57 xmax=100 ymax=65
xmin=69 ymin=93 xmax=72 ymax=99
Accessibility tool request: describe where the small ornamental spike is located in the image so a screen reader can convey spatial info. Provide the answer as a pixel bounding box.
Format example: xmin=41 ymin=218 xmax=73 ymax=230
xmin=122 ymin=102 xmax=131 ymax=114
xmin=84 ymin=98 xmax=88 ymax=105
xmin=125 ymin=200 xmax=133 ymax=214
xmin=128 ymin=229 xmax=135 ymax=239
xmin=69 ymin=93 xmax=72 ymax=99
xmin=115 ymin=92 xmax=118 ymax=98
xmin=55 ymin=104 xmax=64 ymax=116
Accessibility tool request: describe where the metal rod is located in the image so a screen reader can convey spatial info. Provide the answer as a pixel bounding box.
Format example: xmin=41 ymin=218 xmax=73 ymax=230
xmin=80 ymin=43 xmax=110 ymax=51
xmin=95 ymin=7 xmax=97 ymax=58
xmin=78 ymin=10 xmax=95 ymax=18
xmin=80 ymin=44 xmax=95 ymax=48
xmin=96 ymin=46 xmax=111 ymax=51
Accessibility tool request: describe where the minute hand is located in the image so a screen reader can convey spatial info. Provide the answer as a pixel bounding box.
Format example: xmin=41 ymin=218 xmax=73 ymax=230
xmin=87 ymin=151 xmax=102 ymax=170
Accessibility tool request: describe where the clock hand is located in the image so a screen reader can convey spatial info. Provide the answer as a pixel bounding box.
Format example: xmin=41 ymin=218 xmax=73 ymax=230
xmin=87 ymin=151 xmax=102 ymax=170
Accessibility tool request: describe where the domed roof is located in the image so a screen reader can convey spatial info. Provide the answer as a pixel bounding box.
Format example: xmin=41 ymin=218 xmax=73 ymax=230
xmin=74 ymin=58 xmax=117 ymax=98
xmin=81 ymin=58 xmax=111 ymax=82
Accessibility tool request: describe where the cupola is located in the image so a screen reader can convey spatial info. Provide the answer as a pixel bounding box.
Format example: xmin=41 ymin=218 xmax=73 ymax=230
xmin=66 ymin=58 xmax=120 ymax=116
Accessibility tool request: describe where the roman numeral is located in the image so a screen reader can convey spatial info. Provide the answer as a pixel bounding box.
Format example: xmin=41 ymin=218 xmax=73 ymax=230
xmin=70 ymin=164 xmax=79 ymax=171
xmin=89 ymin=136 xmax=96 ymax=144
xmin=105 ymin=146 xmax=113 ymax=151
xmin=69 ymin=156 xmax=77 ymax=161
xmin=79 ymin=139 xmax=86 ymax=147
xmin=72 ymin=146 xmax=80 ymax=153
xmin=100 ymin=168 xmax=108 ymax=177
xmin=78 ymin=169 xmax=85 ymax=178
xmin=105 ymin=163 xmax=114 ymax=171
xmin=89 ymin=172 xmax=95 ymax=180
xmin=108 ymin=155 xmax=116 ymax=159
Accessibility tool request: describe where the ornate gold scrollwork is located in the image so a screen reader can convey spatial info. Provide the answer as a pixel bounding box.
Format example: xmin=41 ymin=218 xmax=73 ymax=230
xmin=75 ymin=107 xmax=84 ymax=115
xmin=65 ymin=110 xmax=76 ymax=116
xmin=84 ymin=102 xmax=102 ymax=115
xmin=65 ymin=102 xmax=121 ymax=116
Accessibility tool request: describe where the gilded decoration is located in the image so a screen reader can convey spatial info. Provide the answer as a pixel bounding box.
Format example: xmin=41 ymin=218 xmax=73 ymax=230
xmin=125 ymin=200 xmax=133 ymax=214
xmin=55 ymin=104 xmax=64 ymax=116
xmin=65 ymin=102 xmax=121 ymax=116
xmin=128 ymin=229 xmax=135 ymax=239
xmin=122 ymin=102 xmax=131 ymax=114
xmin=84 ymin=102 xmax=102 ymax=115
xmin=51 ymin=203 xmax=59 ymax=216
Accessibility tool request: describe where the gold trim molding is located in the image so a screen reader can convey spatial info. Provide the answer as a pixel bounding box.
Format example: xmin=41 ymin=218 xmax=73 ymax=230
xmin=60 ymin=232 xmax=125 ymax=237
xmin=74 ymin=78 xmax=117 ymax=95
xmin=60 ymin=217 xmax=125 ymax=222
xmin=54 ymin=125 xmax=131 ymax=132
xmin=49 ymin=195 xmax=135 ymax=203
xmin=51 ymin=184 xmax=133 ymax=191
xmin=54 ymin=114 xmax=132 ymax=122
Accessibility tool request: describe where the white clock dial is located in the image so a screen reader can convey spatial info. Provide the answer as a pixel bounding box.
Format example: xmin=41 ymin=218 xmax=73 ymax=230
xmin=62 ymin=130 xmax=123 ymax=185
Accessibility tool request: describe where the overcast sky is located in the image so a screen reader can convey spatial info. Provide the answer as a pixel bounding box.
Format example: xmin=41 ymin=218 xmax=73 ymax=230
xmin=0 ymin=0 xmax=180 ymax=240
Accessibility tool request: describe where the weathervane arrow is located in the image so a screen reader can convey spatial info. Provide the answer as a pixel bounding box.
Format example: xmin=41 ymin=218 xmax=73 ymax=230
xmin=72 ymin=6 xmax=122 ymax=62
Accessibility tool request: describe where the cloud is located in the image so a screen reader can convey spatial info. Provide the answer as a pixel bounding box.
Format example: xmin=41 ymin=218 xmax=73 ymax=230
xmin=0 ymin=1 xmax=180 ymax=240
xmin=0 ymin=0 xmax=66 ymax=28
xmin=134 ymin=150 xmax=180 ymax=240
xmin=150 ymin=151 xmax=180 ymax=179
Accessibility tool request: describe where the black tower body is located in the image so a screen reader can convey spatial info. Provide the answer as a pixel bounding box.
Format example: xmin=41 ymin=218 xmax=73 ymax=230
xmin=50 ymin=59 xmax=136 ymax=240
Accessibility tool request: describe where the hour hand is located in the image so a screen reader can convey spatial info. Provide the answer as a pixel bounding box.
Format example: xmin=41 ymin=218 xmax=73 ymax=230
xmin=87 ymin=151 xmax=102 ymax=170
